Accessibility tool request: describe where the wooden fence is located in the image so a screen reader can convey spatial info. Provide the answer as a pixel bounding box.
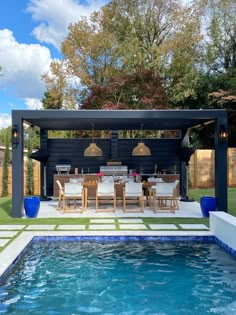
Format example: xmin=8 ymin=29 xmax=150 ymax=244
xmin=0 ymin=148 xmax=235 ymax=196
xmin=189 ymin=148 xmax=236 ymax=188
xmin=0 ymin=162 xmax=40 ymax=196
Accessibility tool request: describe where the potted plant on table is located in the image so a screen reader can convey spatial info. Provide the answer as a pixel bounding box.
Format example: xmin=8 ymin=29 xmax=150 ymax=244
xmin=131 ymin=172 xmax=140 ymax=182
xmin=96 ymin=172 xmax=104 ymax=182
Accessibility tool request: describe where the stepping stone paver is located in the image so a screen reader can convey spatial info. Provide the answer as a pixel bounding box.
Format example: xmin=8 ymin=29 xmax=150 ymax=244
xmin=118 ymin=219 xmax=143 ymax=223
xmin=90 ymin=219 xmax=115 ymax=224
xmin=0 ymin=239 xmax=10 ymax=247
xmin=57 ymin=225 xmax=86 ymax=230
xmin=149 ymin=224 xmax=178 ymax=230
xmin=0 ymin=225 xmax=25 ymax=230
xmin=0 ymin=231 xmax=18 ymax=237
xmin=179 ymin=224 xmax=209 ymax=230
xmin=89 ymin=224 xmax=116 ymax=230
xmin=119 ymin=224 xmax=147 ymax=230
xmin=25 ymin=225 xmax=56 ymax=230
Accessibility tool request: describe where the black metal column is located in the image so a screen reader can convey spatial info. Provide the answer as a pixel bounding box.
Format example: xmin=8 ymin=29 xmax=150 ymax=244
xmin=40 ymin=129 xmax=48 ymax=198
xmin=12 ymin=112 xmax=24 ymax=217
xmin=215 ymin=115 xmax=228 ymax=212
xmin=180 ymin=129 xmax=188 ymax=198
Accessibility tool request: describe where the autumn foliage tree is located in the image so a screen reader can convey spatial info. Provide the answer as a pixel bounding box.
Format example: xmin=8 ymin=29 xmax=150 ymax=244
xmin=41 ymin=0 xmax=236 ymax=145
xmin=81 ymin=68 xmax=169 ymax=109
xmin=42 ymin=0 xmax=203 ymax=110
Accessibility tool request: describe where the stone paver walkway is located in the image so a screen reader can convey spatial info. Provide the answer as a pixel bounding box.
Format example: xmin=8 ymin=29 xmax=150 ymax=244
xmin=0 ymin=221 xmax=209 ymax=250
xmin=57 ymin=225 xmax=86 ymax=230
xmin=149 ymin=224 xmax=178 ymax=230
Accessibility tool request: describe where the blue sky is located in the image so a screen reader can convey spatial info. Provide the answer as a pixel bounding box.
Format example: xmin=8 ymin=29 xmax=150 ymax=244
xmin=0 ymin=0 xmax=107 ymax=129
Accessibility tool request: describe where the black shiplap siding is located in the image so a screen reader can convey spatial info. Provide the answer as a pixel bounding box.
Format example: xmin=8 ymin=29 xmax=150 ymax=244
xmin=46 ymin=138 xmax=181 ymax=196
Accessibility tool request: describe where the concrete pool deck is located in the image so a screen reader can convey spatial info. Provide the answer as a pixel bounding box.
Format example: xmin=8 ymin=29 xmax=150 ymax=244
xmin=37 ymin=199 xmax=203 ymax=218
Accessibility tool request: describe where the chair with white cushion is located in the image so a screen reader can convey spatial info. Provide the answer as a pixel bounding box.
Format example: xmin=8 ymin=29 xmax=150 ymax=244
xmin=63 ymin=182 xmax=85 ymax=212
xmin=69 ymin=178 xmax=84 ymax=184
xmin=56 ymin=180 xmax=64 ymax=210
xmin=96 ymin=182 xmax=116 ymax=212
xmin=122 ymin=182 xmax=144 ymax=212
xmin=151 ymin=182 xmax=178 ymax=213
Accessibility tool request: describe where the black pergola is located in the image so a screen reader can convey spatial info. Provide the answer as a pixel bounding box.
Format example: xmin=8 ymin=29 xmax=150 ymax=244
xmin=11 ymin=109 xmax=228 ymax=218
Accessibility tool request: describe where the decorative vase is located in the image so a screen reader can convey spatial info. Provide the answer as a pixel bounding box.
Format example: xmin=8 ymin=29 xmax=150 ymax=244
xmin=200 ymin=196 xmax=217 ymax=218
xmin=24 ymin=196 xmax=40 ymax=218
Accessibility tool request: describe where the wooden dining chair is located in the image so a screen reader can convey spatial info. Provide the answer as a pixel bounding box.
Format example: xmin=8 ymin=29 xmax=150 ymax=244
xmin=96 ymin=182 xmax=116 ymax=212
xmin=122 ymin=182 xmax=144 ymax=212
xmin=151 ymin=182 xmax=178 ymax=213
xmin=56 ymin=180 xmax=64 ymax=210
xmin=63 ymin=182 xmax=85 ymax=212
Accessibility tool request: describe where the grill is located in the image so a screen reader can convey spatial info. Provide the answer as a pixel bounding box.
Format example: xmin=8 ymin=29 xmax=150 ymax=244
xmin=100 ymin=166 xmax=128 ymax=176
xmin=56 ymin=164 xmax=71 ymax=174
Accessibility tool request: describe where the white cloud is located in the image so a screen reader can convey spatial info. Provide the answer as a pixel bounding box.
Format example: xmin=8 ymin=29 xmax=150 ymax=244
xmin=0 ymin=113 xmax=11 ymax=129
xmin=0 ymin=29 xmax=52 ymax=100
xmin=26 ymin=0 xmax=107 ymax=49
xmin=25 ymin=98 xmax=43 ymax=110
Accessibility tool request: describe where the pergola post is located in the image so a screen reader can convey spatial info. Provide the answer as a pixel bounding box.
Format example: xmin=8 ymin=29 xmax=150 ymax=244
xmin=215 ymin=115 xmax=228 ymax=212
xmin=180 ymin=129 xmax=188 ymax=198
xmin=40 ymin=129 xmax=48 ymax=198
xmin=12 ymin=112 xmax=24 ymax=218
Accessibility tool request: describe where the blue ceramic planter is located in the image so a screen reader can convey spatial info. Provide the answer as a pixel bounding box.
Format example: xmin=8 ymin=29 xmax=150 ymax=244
xmin=200 ymin=196 xmax=217 ymax=218
xmin=24 ymin=196 xmax=40 ymax=218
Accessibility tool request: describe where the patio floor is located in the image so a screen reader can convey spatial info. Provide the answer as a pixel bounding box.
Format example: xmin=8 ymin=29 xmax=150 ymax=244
xmin=37 ymin=199 xmax=203 ymax=218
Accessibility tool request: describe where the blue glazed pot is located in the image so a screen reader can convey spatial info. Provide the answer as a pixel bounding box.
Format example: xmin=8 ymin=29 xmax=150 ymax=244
xmin=24 ymin=196 xmax=40 ymax=218
xmin=200 ymin=196 xmax=217 ymax=218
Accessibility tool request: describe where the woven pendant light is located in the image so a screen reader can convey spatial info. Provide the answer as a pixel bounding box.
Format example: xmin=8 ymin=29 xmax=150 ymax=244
xmin=132 ymin=142 xmax=151 ymax=156
xmin=84 ymin=123 xmax=103 ymax=157
xmin=132 ymin=124 xmax=151 ymax=156
xmin=84 ymin=143 xmax=103 ymax=156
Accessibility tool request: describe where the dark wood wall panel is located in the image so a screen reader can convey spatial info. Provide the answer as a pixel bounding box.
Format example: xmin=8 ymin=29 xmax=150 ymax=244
xmin=46 ymin=138 xmax=181 ymax=196
xmin=118 ymin=139 xmax=181 ymax=174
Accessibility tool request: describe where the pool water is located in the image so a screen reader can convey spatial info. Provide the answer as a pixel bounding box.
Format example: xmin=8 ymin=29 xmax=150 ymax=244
xmin=0 ymin=241 xmax=236 ymax=314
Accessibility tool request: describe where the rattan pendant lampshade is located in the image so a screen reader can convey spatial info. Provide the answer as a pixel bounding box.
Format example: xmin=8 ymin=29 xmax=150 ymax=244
xmin=132 ymin=124 xmax=151 ymax=156
xmin=84 ymin=143 xmax=103 ymax=156
xmin=132 ymin=142 xmax=151 ymax=156
xmin=84 ymin=123 xmax=103 ymax=157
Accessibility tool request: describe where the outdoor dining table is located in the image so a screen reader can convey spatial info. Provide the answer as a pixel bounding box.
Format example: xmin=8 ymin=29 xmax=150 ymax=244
xmin=82 ymin=181 xmax=155 ymax=207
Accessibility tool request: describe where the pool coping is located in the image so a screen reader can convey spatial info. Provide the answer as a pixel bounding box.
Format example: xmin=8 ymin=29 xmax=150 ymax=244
xmin=0 ymin=230 xmax=214 ymax=279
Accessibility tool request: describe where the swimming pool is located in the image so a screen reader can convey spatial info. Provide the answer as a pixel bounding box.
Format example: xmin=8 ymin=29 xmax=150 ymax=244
xmin=0 ymin=238 xmax=236 ymax=314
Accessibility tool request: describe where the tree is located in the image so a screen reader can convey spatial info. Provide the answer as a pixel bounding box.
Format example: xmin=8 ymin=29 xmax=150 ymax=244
xmin=61 ymin=15 xmax=124 ymax=87
xmin=102 ymin=0 xmax=183 ymax=71
xmin=26 ymin=126 xmax=34 ymax=195
xmin=205 ymin=0 xmax=236 ymax=73
xmin=81 ymin=68 xmax=169 ymax=109
xmin=42 ymin=0 xmax=204 ymax=110
xmin=0 ymin=127 xmax=11 ymax=145
xmin=202 ymin=0 xmax=236 ymax=145
xmin=1 ymin=129 xmax=10 ymax=197
xmin=41 ymin=60 xmax=79 ymax=110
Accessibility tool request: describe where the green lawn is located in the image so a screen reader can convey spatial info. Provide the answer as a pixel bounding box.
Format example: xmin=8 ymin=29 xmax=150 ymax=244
xmin=190 ymin=187 xmax=236 ymax=216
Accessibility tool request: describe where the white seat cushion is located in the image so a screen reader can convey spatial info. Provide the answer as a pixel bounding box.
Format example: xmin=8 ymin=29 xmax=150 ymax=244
xmin=64 ymin=183 xmax=83 ymax=196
